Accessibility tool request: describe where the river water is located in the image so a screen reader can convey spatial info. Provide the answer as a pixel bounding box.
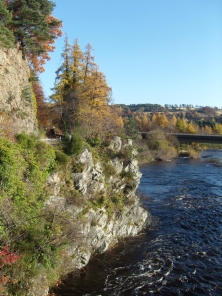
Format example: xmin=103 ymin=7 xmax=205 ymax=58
xmin=53 ymin=149 xmax=222 ymax=296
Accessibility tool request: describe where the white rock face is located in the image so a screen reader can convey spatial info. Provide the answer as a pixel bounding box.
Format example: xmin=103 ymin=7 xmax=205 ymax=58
xmin=0 ymin=47 xmax=37 ymax=136
xmin=111 ymin=157 xmax=123 ymax=174
xmin=30 ymin=138 xmax=151 ymax=295
xmin=108 ymin=136 xmax=122 ymax=152
xmin=74 ymin=150 xmax=105 ymax=197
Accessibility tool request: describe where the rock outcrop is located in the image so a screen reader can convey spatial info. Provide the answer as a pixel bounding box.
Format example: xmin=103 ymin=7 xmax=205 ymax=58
xmin=0 ymin=47 xmax=37 ymax=137
xmin=28 ymin=137 xmax=151 ymax=295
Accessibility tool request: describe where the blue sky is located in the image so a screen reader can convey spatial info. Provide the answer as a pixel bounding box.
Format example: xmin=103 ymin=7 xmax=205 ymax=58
xmin=40 ymin=0 xmax=222 ymax=108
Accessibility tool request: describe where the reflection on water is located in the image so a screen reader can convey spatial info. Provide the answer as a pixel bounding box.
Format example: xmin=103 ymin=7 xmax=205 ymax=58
xmin=53 ymin=150 xmax=222 ymax=296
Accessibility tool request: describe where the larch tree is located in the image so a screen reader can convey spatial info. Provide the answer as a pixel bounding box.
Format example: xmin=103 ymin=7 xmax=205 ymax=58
xmin=140 ymin=114 xmax=150 ymax=132
xmin=175 ymin=118 xmax=184 ymax=132
xmin=185 ymin=122 xmax=197 ymax=134
xmin=213 ymin=123 xmax=222 ymax=135
xmin=168 ymin=113 xmax=177 ymax=132
xmin=202 ymin=125 xmax=212 ymax=135
xmin=51 ymin=38 xmax=122 ymax=139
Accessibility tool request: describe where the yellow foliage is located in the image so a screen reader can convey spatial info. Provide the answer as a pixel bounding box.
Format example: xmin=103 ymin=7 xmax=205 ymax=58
xmin=213 ymin=123 xmax=222 ymax=135
xmin=202 ymin=126 xmax=212 ymax=135
xmin=185 ymin=122 xmax=197 ymax=134
xmin=171 ymin=114 xmax=177 ymax=126
xmin=140 ymin=114 xmax=150 ymax=131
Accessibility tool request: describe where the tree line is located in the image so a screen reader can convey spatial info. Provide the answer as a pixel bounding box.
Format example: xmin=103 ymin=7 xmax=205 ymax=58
xmin=124 ymin=112 xmax=222 ymax=138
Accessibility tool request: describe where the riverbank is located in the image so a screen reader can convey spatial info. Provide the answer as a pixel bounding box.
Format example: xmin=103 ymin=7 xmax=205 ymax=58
xmin=134 ymin=138 xmax=201 ymax=165
xmin=0 ymin=135 xmax=151 ymax=295
xmin=51 ymin=149 xmax=222 ymax=295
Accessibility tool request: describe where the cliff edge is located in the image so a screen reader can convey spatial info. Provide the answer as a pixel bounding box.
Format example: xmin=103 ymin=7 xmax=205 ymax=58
xmin=0 ymin=47 xmax=37 ymax=138
xmin=28 ymin=137 xmax=151 ymax=295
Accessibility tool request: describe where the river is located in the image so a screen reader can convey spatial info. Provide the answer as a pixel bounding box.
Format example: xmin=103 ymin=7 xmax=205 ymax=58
xmin=53 ymin=149 xmax=222 ymax=296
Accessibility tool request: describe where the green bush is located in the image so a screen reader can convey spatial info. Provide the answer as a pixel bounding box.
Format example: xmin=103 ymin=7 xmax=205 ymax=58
xmin=55 ymin=150 xmax=69 ymax=167
xmin=102 ymin=162 xmax=116 ymax=178
xmin=120 ymin=170 xmax=134 ymax=181
xmin=64 ymin=133 xmax=83 ymax=155
xmin=117 ymin=147 xmax=133 ymax=160
xmin=16 ymin=132 xmax=35 ymax=149
xmin=72 ymin=161 xmax=85 ymax=173
xmin=0 ymin=136 xmax=64 ymax=294
xmin=87 ymin=135 xmax=102 ymax=147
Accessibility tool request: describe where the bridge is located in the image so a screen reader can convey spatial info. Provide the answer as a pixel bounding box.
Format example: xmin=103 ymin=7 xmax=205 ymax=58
xmin=140 ymin=132 xmax=222 ymax=144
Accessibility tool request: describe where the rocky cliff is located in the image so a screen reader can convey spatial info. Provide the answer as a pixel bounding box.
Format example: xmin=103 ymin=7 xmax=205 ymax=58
xmin=28 ymin=137 xmax=151 ymax=296
xmin=0 ymin=47 xmax=37 ymax=138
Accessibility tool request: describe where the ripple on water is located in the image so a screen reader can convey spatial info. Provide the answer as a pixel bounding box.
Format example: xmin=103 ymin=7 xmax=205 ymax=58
xmin=53 ymin=152 xmax=222 ymax=296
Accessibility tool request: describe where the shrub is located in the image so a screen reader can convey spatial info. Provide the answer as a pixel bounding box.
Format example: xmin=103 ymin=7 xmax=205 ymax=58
xmin=55 ymin=150 xmax=69 ymax=167
xmin=64 ymin=133 xmax=83 ymax=155
xmin=120 ymin=170 xmax=134 ymax=181
xmin=72 ymin=161 xmax=85 ymax=173
xmin=16 ymin=132 xmax=35 ymax=149
xmin=87 ymin=135 xmax=102 ymax=147
xmin=118 ymin=147 xmax=133 ymax=160
xmin=147 ymin=130 xmax=166 ymax=150
xmin=102 ymin=162 xmax=116 ymax=178
xmin=0 ymin=136 xmax=65 ymax=294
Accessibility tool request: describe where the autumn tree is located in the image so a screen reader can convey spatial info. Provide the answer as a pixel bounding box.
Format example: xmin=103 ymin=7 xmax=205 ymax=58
xmin=168 ymin=113 xmax=177 ymax=132
xmin=32 ymin=81 xmax=49 ymax=127
xmin=5 ymin=0 xmax=62 ymax=72
xmin=51 ymin=38 xmax=122 ymax=139
xmin=175 ymin=118 xmax=187 ymax=133
xmin=140 ymin=114 xmax=150 ymax=131
xmin=185 ymin=122 xmax=198 ymax=134
xmin=201 ymin=125 xmax=212 ymax=135
xmin=213 ymin=123 xmax=222 ymax=135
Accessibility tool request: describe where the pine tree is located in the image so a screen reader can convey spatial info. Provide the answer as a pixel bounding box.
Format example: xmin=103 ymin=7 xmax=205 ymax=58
xmin=6 ymin=0 xmax=62 ymax=72
xmin=0 ymin=0 xmax=15 ymax=48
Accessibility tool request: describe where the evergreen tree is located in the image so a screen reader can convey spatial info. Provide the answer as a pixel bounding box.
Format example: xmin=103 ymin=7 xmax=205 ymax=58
xmin=6 ymin=0 xmax=62 ymax=72
xmin=51 ymin=35 xmax=72 ymax=103
xmin=0 ymin=0 xmax=15 ymax=48
xmin=51 ymin=39 xmax=121 ymax=139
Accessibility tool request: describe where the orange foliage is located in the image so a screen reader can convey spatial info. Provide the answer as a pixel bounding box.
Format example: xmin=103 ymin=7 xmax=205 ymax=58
xmin=28 ymin=15 xmax=62 ymax=72
xmin=32 ymin=81 xmax=49 ymax=127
